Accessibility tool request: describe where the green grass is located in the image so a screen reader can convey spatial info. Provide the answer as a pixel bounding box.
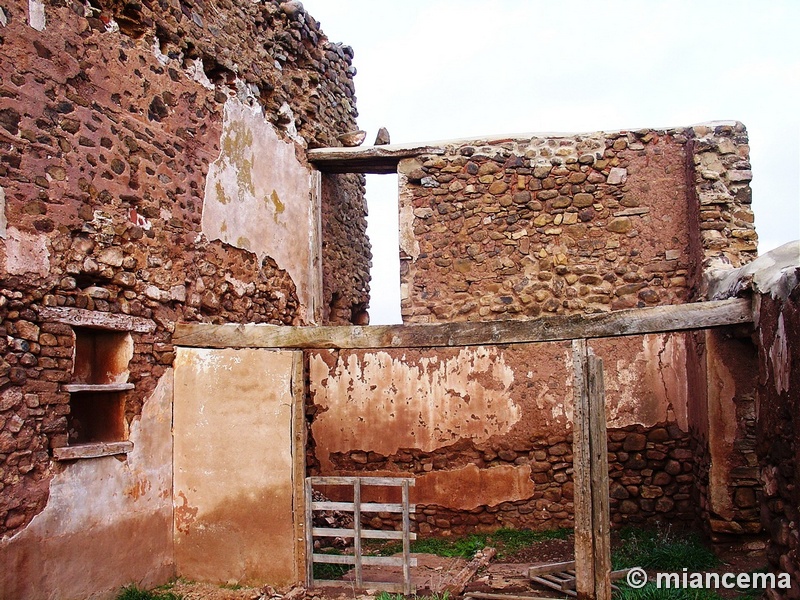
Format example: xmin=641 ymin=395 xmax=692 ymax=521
xmin=615 ymin=583 xmax=724 ymax=600
xmin=367 ymin=527 xmax=570 ymax=559
xmin=312 ymin=547 xmax=352 ymax=580
xmin=612 ymin=526 xmax=719 ymax=571
xmin=115 ymin=585 xmax=183 ymax=600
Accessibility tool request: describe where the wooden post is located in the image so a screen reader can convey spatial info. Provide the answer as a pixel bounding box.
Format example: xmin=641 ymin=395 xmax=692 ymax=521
xmin=402 ymin=479 xmax=412 ymax=595
xmin=572 ymin=340 xmax=611 ymax=600
xmin=353 ymin=479 xmax=363 ymax=586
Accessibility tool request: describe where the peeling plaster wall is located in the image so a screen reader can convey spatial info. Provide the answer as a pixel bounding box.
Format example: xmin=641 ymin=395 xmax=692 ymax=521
xmin=308 ymin=335 xmax=696 ymax=532
xmin=173 ymin=348 xmax=302 ymax=587
xmin=202 ymin=99 xmax=318 ymax=322
xmin=0 ymin=371 xmax=174 ymax=600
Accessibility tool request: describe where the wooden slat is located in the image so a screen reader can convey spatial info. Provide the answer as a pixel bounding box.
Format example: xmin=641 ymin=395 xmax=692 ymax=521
xmin=308 ymin=142 xmax=446 ymax=174
xmin=40 ymin=306 xmax=156 ymax=332
xmin=62 ymin=383 xmax=135 ymax=393
xmin=531 ymin=576 xmax=577 ymax=597
xmin=292 ymin=352 xmax=308 ymax=586
xmin=173 ymin=298 xmax=752 ymax=349
xmin=304 ymin=478 xmax=314 ymax=587
xmin=311 ymin=527 xmax=416 ymax=540
xmin=52 ymin=441 xmax=133 ymax=461
xmin=312 ymin=554 xmax=418 ymax=567
xmin=308 ymin=476 xmax=415 ymax=487
xmin=528 ymin=561 xmax=576 ymax=577
xmin=402 ymin=479 xmax=412 ymax=595
xmin=311 ymin=501 xmax=414 ymax=513
xmin=445 ymin=548 xmax=498 ymax=596
xmin=353 ymin=480 xmax=362 ymax=586
xmin=313 ymin=580 xmax=412 ymax=593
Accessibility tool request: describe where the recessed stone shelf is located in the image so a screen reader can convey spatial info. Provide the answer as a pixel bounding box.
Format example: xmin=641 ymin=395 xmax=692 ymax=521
xmin=52 ymin=441 xmax=134 ymax=461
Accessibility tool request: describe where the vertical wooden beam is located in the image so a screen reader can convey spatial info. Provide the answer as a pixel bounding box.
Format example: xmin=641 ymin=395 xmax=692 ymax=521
xmin=304 ymin=478 xmax=314 ymax=587
xmin=572 ymin=340 xmax=611 ymax=600
xmin=572 ymin=339 xmax=594 ymax=600
xmin=402 ymin=479 xmax=412 ymax=595
xmin=292 ymin=351 xmax=309 ymax=585
xmin=588 ymin=352 xmax=611 ymax=600
xmin=353 ymin=479 xmax=363 ymax=586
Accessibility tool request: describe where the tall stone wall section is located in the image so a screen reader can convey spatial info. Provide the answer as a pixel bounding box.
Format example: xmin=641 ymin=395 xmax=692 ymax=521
xmin=398 ymin=124 xmax=755 ymax=323
xmin=0 ymin=0 xmax=369 ymax=594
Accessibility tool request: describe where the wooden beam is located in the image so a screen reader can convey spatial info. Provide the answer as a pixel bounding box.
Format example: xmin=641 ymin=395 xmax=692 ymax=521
xmin=40 ymin=306 xmax=156 ymax=333
xmin=572 ymin=341 xmax=611 ymax=600
xmin=173 ymin=298 xmax=752 ymax=349
xmin=308 ymin=142 xmax=446 ymax=174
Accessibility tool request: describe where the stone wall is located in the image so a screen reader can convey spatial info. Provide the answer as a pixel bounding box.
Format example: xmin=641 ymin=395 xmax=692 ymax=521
xmin=398 ymin=124 xmax=755 ymax=323
xmin=307 ymin=334 xmax=697 ymax=534
xmin=755 ymin=275 xmax=800 ymax=599
xmin=0 ymin=0 xmax=368 ymax=594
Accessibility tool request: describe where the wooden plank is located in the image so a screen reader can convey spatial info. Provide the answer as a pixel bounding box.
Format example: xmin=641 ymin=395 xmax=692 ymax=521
xmin=173 ymin=298 xmax=752 ymax=349
xmin=311 ymin=528 xmax=416 ymax=540
xmin=528 ymin=561 xmax=576 ymax=577
xmin=314 ymin=580 xmax=411 ymax=593
xmin=588 ymin=352 xmax=611 ymax=600
xmin=402 ymin=479 xmax=411 ymax=595
xmin=304 ymin=478 xmax=314 ymax=587
xmin=62 ymin=383 xmax=135 ymax=393
xmin=293 ymin=353 xmax=309 ymax=587
xmin=52 ymin=441 xmax=133 ymax=461
xmin=571 ymin=339 xmax=594 ymax=600
xmin=531 ymin=576 xmax=577 ymax=597
xmin=40 ymin=306 xmax=156 ymax=332
xmin=308 ymin=142 xmax=446 ymax=174
xmin=311 ymin=501 xmax=415 ymax=513
xmin=444 ymin=547 xmax=497 ymax=596
xmin=309 ymin=476 xmax=415 ymax=487
xmin=312 ymin=554 xmax=417 ymax=567
xmin=353 ymin=480 xmax=363 ymax=586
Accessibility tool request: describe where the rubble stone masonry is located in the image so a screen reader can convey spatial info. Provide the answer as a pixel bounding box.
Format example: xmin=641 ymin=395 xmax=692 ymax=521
xmin=399 ymin=124 xmax=755 ymax=323
xmin=0 ymin=0 xmax=369 ymax=542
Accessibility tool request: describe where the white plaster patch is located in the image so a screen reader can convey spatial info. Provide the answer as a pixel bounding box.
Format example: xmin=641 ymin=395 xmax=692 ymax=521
xmin=310 ymin=347 xmax=519 ymax=465
xmin=185 ymin=58 xmax=215 ymax=90
xmin=4 ymin=227 xmax=50 ymax=276
xmin=28 ymin=0 xmax=45 ymax=30
xmin=202 ymin=98 xmax=315 ymax=322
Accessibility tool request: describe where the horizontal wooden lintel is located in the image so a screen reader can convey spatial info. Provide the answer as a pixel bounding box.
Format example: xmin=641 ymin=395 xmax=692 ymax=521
xmin=308 ymin=143 xmax=445 ymax=174
xmin=174 ymin=298 xmax=752 ymax=350
xmin=62 ymin=383 xmax=135 ymax=393
xmin=52 ymin=441 xmax=133 ymax=461
xmin=40 ymin=307 xmax=156 ymax=333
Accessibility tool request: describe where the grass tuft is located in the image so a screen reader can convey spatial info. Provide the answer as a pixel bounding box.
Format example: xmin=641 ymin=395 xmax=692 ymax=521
xmin=613 ymin=526 xmax=718 ymax=571
xmin=375 ymin=592 xmax=451 ymax=600
xmin=616 ymin=583 xmax=724 ymax=600
xmin=115 ymin=585 xmax=183 ymax=600
xmin=367 ymin=527 xmax=570 ymax=560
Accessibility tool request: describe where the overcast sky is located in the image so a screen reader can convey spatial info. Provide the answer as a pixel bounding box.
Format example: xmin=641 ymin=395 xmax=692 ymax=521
xmin=302 ymin=0 xmax=800 ymax=324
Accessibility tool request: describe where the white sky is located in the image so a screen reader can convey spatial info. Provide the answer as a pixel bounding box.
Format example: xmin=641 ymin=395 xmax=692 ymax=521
xmin=303 ymin=0 xmax=800 ymax=324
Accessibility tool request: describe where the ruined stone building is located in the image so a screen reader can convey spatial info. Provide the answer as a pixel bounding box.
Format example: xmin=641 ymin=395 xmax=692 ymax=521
xmin=0 ymin=1 xmax=797 ymax=599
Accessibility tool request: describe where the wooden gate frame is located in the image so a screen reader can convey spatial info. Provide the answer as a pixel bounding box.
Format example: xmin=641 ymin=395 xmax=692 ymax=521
xmin=305 ymin=476 xmax=417 ymax=594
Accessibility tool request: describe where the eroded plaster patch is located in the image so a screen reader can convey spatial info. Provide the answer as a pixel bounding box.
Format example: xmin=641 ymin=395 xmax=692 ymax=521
xmin=414 ymin=464 xmax=534 ymax=510
xmin=594 ymin=334 xmax=689 ymax=430
xmin=771 ymin=313 xmax=790 ymax=394
xmin=202 ymin=98 xmax=315 ymax=321
xmin=4 ymin=227 xmax=50 ymax=276
xmin=309 ymin=347 xmax=519 ymax=468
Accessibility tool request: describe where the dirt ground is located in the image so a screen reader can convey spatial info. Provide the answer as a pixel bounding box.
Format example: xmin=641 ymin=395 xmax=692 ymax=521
xmin=165 ymin=535 xmax=767 ymax=600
